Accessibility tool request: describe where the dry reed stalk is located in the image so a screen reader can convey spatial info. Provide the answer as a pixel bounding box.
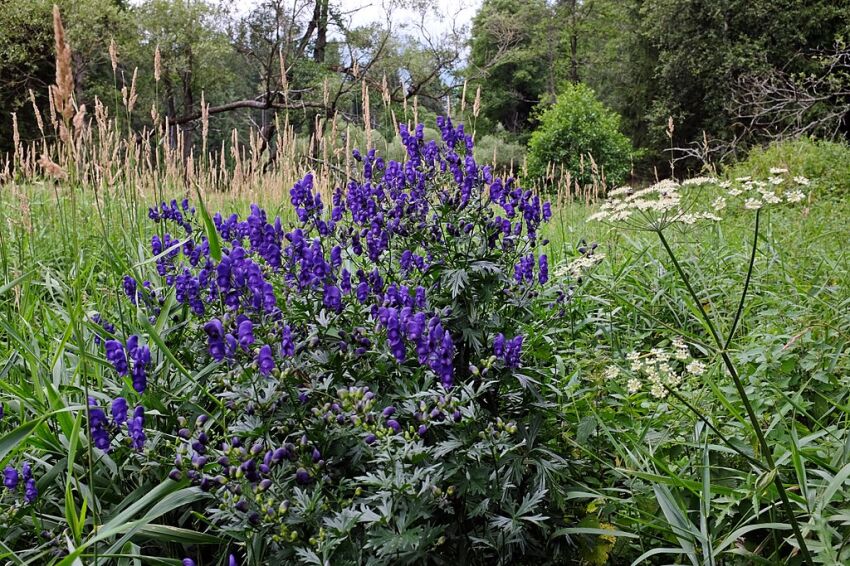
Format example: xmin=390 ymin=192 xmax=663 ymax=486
xmin=29 ymin=90 xmax=45 ymax=139
xmin=362 ymin=82 xmax=372 ymax=149
xmin=73 ymin=105 xmax=87 ymax=133
xmin=12 ymin=113 xmax=21 ymax=164
xmin=154 ymin=45 xmax=162 ymax=82
xmin=52 ymin=5 xmax=74 ymax=122
xmin=460 ymin=80 xmax=467 ymax=114
xmin=53 ymin=4 xmax=74 ymax=122
xmin=109 ymin=38 xmax=118 ymax=75
xmin=201 ymin=91 xmax=209 ymax=160
xmin=390 ymin=109 xmax=399 ymax=143
xmin=473 ymin=86 xmax=481 ymax=118
xmin=345 ymin=124 xmax=351 ymax=180
xmin=381 ymin=74 xmax=391 ymax=107
xmin=47 ymin=87 xmax=57 ymax=128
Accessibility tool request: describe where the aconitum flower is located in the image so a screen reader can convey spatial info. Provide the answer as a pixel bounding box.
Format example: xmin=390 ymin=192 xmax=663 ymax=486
xmin=129 ymin=339 xmax=151 ymax=393
xmin=386 ymin=419 xmax=401 ymax=433
xmin=123 ymin=276 xmax=138 ymax=304
xmin=295 ymin=468 xmax=311 ymax=485
xmin=257 ymin=345 xmax=275 ymax=376
xmin=493 ymin=333 xmax=506 ymax=357
xmin=128 ymin=406 xmax=145 ymax=450
xmin=228 ymin=555 xmax=239 ymax=566
xmin=3 ymin=466 xmax=18 ymax=490
xmin=281 ymin=325 xmax=295 ymax=357
xmin=504 ymin=335 xmax=524 ymax=368
xmin=237 ymin=319 xmax=255 ymax=350
xmin=324 ymin=284 xmax=342 ymax=313
xmin=356 ymin=281 xmax=370 ymax=303
xmin=538 ymin=254 xmax=549 ymax=284
xmin=182 ymin=560 xmax=197 ymax=566
xmin=111 ymin=397 xmax=129 ymax=425
xmin=105 ymin=340 xmax=128 ymax=375
xmin=203 ymin=319 xmax=226 ymax=362
xmin=399 ymin=249 xmax=413 ymax=273
xmin=21 ymin=463 xmax=36 ymax=503
xmin=23 ymin=477 xmax=37 ymax=503
xmin=89 ymin=402 xmax=111 ymax=451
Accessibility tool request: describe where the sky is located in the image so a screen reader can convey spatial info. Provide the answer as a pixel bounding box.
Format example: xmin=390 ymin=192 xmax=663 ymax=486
xmin=228 ymin=0 xmax=481 ymax=38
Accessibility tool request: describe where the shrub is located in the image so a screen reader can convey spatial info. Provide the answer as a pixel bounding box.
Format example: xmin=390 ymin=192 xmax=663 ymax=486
xmin=473 ymin=133 xmax=526 ymax=175
xmin=725 ymin=136 xmax=850 ymax=197
xmin=1 ymin=119 xmax=602 ymax=564
xmin=527 ymin=83 xmax=632 ymax=187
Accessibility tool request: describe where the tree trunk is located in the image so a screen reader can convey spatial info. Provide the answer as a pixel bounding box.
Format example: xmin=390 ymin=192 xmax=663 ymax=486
xmin=180 ymin=45 xmax=195 ymax=161
xmin=569 ymin=0 xmax=580 ymax=84
xmin=313 ymin=0 xmax=329 ymax=64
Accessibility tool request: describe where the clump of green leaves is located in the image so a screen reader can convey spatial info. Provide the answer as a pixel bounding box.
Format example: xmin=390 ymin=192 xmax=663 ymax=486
xmin=527 ymin=83 xmax=633 ymax=187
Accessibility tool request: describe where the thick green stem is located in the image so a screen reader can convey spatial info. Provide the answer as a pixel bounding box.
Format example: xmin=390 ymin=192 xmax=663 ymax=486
xmin=656 ymin=226 xmax=812 ymax=565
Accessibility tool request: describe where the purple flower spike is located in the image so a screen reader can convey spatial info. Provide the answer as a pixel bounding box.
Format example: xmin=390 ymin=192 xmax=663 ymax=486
xmin=237 ymin=319 xmax=255 ymax=350
xmin=105 ymin=340 xmax=128 ymax=375
xmin=257 ymin=344 xmax=275 ymax=375
xmin=3 ymin=466 xmax=18 ymax=490
xmin=111 ymin=397 xmax=129 ymax=425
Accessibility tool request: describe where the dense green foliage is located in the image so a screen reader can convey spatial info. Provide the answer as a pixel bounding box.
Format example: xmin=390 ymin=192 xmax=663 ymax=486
xmin=3 ymin=123 xmax=850 ymax=563
xmin=726 ymin=137 xmax=850 ymax=197
xmin=527 ymin=84 xmax=633 ymax=186
xmin=3 ymin=1 xmax=850 ymax=561
xmin=469 ymin=0 xmax=850 ymax=170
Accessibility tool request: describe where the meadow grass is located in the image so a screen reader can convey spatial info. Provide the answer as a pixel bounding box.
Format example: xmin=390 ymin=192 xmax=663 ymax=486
xmin=2 ymin=156 xmax=850 ymax=563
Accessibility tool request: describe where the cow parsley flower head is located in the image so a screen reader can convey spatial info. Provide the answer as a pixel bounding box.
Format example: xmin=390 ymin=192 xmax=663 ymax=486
xmin=590 ymin=178 xmax=720 ymax=231
xmin=619 ymin=338 xmax=706 ymax=398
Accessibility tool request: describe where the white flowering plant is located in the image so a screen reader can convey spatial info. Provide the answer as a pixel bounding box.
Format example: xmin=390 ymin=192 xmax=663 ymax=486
xmin=583 ymin=167 xmax=819 ymax=562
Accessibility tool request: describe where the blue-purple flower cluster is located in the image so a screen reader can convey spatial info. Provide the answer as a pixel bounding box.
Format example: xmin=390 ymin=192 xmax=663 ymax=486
xmin=127 ymin=118 xmax=552 ymax=397
xmin=81 ymin=119 xmax=560 ymax=560
xmin=149 ymin=198 xmax=195 ymax=234
xmin=3 ymin=461 xmax=37 ymax=504
xmin=104 ymin=335 xmax=150 ymax=393
xmin=493 ymin=333 xmax=524 ymax=368
xmin=91 ymin=313 xmax=115 ymax=346
xmin=88 ymin=396 xmax=146 ymax=452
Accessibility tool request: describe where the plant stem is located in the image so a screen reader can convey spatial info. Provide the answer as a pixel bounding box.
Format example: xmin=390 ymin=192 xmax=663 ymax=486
xmin=725 ymin=209 xmax=760 ymax=349
xmin=656 ymin=226 xmax=812 ymax=565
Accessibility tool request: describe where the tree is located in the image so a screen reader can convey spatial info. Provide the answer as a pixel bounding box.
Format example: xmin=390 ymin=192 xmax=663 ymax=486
xmin=639 ymin=0 xmax=850 ymax=155
xmin=0 ymin=0 xmax=129 ymax=153
xmin=468 ymin=0 xmax=550 ymax=136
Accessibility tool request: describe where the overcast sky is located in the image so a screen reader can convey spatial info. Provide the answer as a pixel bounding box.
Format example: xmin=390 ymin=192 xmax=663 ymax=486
xmin=229 ymin=0 xmax=481 ymax=37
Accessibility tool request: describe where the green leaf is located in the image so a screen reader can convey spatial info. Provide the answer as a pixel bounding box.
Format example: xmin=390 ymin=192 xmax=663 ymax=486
xmin=194 ymin=188 xmax=221 ymax=262
xmin=0 ymin=419 xmax=40 ymax=465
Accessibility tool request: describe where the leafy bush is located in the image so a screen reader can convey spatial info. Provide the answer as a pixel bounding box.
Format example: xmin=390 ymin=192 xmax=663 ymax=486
xmin=1 ymin=119 xmax=607 ymax=564
xmin=527 ymin=83 xmax=633 ymax=187
xmin=725 ymin=136 xmax=850 ymax=197
xmin=473 ymin=133 xmax=526 ymax=174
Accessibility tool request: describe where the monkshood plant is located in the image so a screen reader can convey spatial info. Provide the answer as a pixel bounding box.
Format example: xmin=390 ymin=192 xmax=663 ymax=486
xmin=73 ymin=119 xmax=586 ymax=564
